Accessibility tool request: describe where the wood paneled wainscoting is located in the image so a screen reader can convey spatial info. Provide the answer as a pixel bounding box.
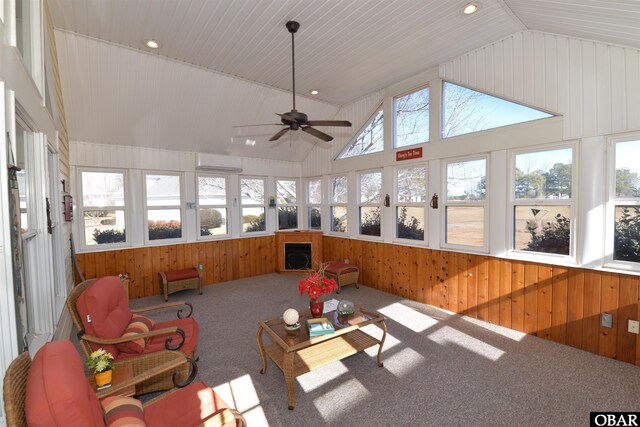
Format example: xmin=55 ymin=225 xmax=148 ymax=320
xmin=75 ymin=236 xmax=275 ymax=299
xmin=323 ymin=236 xmax=640 ymax=366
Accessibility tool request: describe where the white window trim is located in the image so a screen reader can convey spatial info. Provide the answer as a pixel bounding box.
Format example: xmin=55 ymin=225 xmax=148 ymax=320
xmin=358 ymin=169 xmax=384 ymax=241
xmin=240 ymin=176 xmax=268 ymax=236
xmin=306 ymin=177 xmax=322 ymax=231
xmin=78 ymin=167 xmax=130 ymax=251
xmin=393 ymin=84 xmax=430 ymax=149
xmin=604 ymin=134 xmax=640 ymax=272
xmin=507 ymin=143 xmax=577 ymax=263
xmin=441 ymin=154 xmax=490 ymax=253
xmin=143 ymin=171 xmax=185 ymax=245
xmin=393 ymin=164 xmax=428 ymax=246
xmin=329 ymin=174 xmax=348 ymax=235
xmin=276 ymin=177 xmax=299 ymax=230
xmin=196 ymin=174 xmax=231 ymax=240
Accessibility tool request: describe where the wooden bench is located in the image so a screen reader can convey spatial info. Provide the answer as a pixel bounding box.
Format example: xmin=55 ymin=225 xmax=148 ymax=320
xmin=324 ymin=262 xmax=359 ymax=294
xmin=158 ymin=267 xmax=202 ymax=301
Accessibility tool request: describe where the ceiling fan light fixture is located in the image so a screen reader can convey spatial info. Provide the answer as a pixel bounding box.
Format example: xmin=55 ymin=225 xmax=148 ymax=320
xmin=144 ymin=39 xmax=160 ymax=49
xmin=462 ymin=3 xmax=479 ymax=15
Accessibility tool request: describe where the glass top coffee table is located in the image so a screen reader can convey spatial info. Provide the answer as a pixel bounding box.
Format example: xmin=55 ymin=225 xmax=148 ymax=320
xmin=256 ymin=306 xmax=387 ymax=410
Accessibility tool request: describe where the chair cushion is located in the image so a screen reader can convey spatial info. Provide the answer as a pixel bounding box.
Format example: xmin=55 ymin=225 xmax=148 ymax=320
xmin=143 ymin=381 xmax=235 ymax=427
xmin=164 ymin=268 xmax=199 ymax=282
xmin=25 ymin=340 xmax=104 ymax=427
xmin=77 ymin=276 xmax=132 ymax=357
xmin=325 ymin=262 xmax=358 ymax=275
xmin=101 ymin=396 xmax=146 ymax=426
xmin=116 ymin=314 xmax=155 ymax=354
xmin=144 ymin=317 xmax=199 ymax=357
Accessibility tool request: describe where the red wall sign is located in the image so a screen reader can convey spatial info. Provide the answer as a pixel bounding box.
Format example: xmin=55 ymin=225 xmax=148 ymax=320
xmin=396 ymin=147 xmax=423 ymax=161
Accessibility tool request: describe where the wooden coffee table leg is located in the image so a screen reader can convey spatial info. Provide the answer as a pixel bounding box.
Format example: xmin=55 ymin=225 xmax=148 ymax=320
xmin=377 ymin=319 xmax=387 ymax=368
xmin=283 ymin=352 xmax=296 ymax=410
xmin=256 ymin=325 xmax=268 ymax=374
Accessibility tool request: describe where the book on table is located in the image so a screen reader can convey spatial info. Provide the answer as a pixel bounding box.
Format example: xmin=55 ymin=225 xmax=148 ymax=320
xmin=306 ymin=318 xmax=335 ymax=336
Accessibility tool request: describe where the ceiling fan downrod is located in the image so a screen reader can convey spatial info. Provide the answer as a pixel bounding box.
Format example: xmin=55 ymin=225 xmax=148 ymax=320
xmin=286 ymin=21 xmax=300 ymax=111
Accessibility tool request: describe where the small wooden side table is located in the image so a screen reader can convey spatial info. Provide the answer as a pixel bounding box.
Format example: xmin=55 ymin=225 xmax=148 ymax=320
xmin=88 ymin=365 xmax=135 ymax=399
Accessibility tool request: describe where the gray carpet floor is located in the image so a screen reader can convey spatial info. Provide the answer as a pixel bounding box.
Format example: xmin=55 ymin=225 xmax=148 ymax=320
xmin=119 ymin=273 xmax=640 ymax=426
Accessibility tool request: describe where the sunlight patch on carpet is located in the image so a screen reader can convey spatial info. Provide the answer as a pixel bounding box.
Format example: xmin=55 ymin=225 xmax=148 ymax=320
xmin=382 ymin=347 xmax=426 ymax=377
xmin=462 ymin=316 xmax=527 ymax=341
xmin=243 ymin=405 xmax=269 ymax=426
xmin=313 ymin=378 xmax=369 ymax=421
xmin=212 ymin=374 xmax=260 ymax=412
xmin=361 ymin=326 xmax=400 ymax=357
xmin=378 ymin=302 xmax=438 ymax=332
xmin=297 ymin=361 xmax=349 ymax=392
xmin=428 ymin=326 xmax=505 ymax=361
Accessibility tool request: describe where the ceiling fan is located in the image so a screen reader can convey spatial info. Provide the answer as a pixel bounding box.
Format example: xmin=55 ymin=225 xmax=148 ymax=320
xmin=240 ymin=21 xmax=352 ymax=142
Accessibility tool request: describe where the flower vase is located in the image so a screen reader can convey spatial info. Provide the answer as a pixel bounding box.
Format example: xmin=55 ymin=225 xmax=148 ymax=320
xmin=309 ymin=299 xmax=324 ymax=318
xmin=95 ymin=370 xmax=113 ymax=387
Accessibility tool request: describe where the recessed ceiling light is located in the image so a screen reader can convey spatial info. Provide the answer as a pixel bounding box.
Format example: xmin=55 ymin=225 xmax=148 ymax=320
xmin=245 ymin=139 xmax=256 ymax=146
xmin=462 ymin=3 xmax=479 ymax=14
xmin=310 ymin=90 xmax=319 ymax=95
xmin=145 ymin=39 xmax=160 ymax=49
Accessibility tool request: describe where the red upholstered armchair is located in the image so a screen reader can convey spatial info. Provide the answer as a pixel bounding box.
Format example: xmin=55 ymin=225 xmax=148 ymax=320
xmin=66 ymin=276 xmax=200 ymax=394
xmin=2 ymin=340 xmax=245 ymax=427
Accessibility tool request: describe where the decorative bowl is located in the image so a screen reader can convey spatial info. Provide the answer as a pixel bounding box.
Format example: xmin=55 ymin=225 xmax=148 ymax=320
xmin=337 ymin=300 xmax=355 ymax=316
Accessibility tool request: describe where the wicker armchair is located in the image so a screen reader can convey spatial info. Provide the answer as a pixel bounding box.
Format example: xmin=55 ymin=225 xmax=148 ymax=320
xmin=3 ymin=341 xmax=245 ymax=427
xmin=66 ymin=277 xmax=199 ymax=395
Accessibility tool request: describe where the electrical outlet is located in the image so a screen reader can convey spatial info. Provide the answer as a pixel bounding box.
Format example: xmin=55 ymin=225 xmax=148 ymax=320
xmin=628 ymin=320 xmax=639 ymax=334
xmin=601 ymin=312 xmax=613 ymax=328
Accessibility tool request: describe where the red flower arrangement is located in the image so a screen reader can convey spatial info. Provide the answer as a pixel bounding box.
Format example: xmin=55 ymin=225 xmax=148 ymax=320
xmin=298 ymin=264 xmax=338 ymax=301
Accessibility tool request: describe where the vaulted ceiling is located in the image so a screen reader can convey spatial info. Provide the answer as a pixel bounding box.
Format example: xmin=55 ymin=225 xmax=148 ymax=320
xmin=49 ymin=0 xmax=640 ymax=161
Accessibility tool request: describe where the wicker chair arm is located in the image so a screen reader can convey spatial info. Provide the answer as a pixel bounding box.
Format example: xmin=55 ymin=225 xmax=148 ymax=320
xmin=172 ymin=356 xmax=198 ymax=388
xmin=198 ymin=408 xmax=247 ymax=427
xmin=97 ymin=357 xmax=188 ymax=399
xmin=78 ymin=326 xmax=180 ymax=345
xmin=131 ymin=301 xmax=194 ymax=318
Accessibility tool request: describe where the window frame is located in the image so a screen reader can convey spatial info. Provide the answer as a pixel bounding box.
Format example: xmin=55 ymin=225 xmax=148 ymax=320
xmin=276 ymin=178 xmax=299 ymax=230
xmin=508 ymin=143 xmax=576 ymax=261
xmin=394 ymin=164 xmax=428 ymax=245
xmin=358 ymin=169 xmax=383 ymax=239
xmin=605 ymin=134 xmax=640 ymax=272
xmin=329 ymin=174 xmax=349 ymax=234
xmin=143 ymin=171 xmax=185 ymax=245
xmin=335 ymin=104 xmax=384 ymax=160
xmin=78 ymin=167 xmax=130 ymax=251
xmin=196 ymin=173 xmax=231 ymax=240
xmin=441 ymin=154 xmax=490 ymax=253
xmin=239 ymin=176 xmax=268 ymax=236
xmin=393 ymin=85 xmax=430 ymax=149
xmin=306 ymin=177 xmax=322 ymax=230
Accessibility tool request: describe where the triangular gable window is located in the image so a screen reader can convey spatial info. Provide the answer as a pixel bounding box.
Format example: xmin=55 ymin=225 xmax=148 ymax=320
xmin=442 ymin=82 xmax=554 ymax=138
xmin=336 ymin=107 xmax=383 ymax=159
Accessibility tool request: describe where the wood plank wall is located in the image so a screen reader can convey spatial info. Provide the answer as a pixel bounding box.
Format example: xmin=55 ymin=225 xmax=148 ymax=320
xmin=75 ymin=236 xmax=275 ymax=299
xmin=323 ymin=236 xmax=640 ymax=366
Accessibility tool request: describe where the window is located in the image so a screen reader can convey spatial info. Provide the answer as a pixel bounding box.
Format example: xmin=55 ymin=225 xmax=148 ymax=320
xmin=307 ymin=178 xmax=322 ymax=230
xmin=241 ymin=177 xmax=266 ymax=233
xmin=512 ymin=147 xmax=573 ymax=256
xmin=336 ymin=107 xmax=383 ymax=159
xmin=144 ymin=173 xmax=183 ymax=242
xmin=359 ymin=171 xmax=382 ymax=237
xmin=197 ymin=175 xmax=229 ymax=238
xmin=15 ymin=121 xmax=31 ymax=234
xmin=80 ymin=170 xmax=127 ymax=246
xmin=611 ymin=139 xmax=640 ymax=264
xmin=442 ymin=82 xmax=553 ymax=138
xmin=277 ymin=179 xmax=298 ymax=230
xmin=444 ymin=157 xmax=487 ymax=250
xmin=394 ymin=87 xmax=429 ymax=148
xmin=330 ymin=175 xmax=348 ymax=233
xmin=396 ymin=166 xmax=427 ymax=241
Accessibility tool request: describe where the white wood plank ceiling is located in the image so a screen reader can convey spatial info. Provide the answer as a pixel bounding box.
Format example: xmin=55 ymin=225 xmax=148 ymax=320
xmin=49 ymin=0 xmax=640 ymax=160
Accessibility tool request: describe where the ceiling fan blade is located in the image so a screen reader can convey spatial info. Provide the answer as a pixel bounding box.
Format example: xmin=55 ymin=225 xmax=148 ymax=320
xmin=302 ymin=126 xmax=333 ymax=142
xmin=269 ymin=128 xmax=290 ymax=141
xmin=306 ymin=120 xmax=352 ymax=127
xmin=276 ymin=113 xmax=297 ymax=122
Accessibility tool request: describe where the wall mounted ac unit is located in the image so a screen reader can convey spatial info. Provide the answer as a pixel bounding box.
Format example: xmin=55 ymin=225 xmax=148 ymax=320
xmin=196 ymin=153 xmax=243 ymax=173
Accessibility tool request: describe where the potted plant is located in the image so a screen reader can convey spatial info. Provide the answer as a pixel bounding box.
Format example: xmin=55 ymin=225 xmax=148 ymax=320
xmin=86 ymin=348 xmax=114 ymax=387
xmin=298 ymin=263 xmax=338 ymax=318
